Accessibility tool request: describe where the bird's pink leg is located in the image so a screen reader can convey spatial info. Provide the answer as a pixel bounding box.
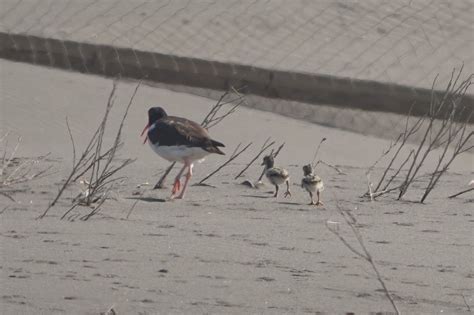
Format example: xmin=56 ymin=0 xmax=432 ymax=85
xmin=171 ymin=164 xmax=187 ymax=198
xmin=176 ymin=163 xmax=193 ymax=199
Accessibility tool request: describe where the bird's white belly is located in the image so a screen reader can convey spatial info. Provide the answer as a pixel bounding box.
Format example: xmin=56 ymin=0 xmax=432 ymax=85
xmin=302 ymin=181 xmax=324 ymax=192
xmin=266 ymin=174 xmax=287 ymax=185
xmin=150 ymin=143 xmax=209 ymax=163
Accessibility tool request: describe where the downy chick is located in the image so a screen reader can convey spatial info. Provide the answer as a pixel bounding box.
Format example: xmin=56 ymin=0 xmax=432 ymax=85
xmin=262 ymin=155 xmax=291 ymax=198
xmin=301 ymin=164 xmax=324 ymax=206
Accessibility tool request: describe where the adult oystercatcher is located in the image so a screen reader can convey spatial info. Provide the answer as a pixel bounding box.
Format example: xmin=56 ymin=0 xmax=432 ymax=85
xmin=141 ymin=107 xmax=225 ymax=199
xmin=301 ymin=164 xmax=324 ymax=206
xmin=261 ymin=155 xmax=291 ymax=198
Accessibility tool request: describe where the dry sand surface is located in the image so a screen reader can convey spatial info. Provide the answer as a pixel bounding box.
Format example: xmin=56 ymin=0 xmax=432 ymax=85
xmin=1 ymin=59 xmax=473 ymax=314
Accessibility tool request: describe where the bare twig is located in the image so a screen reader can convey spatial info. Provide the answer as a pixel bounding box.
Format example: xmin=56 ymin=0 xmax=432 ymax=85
xmin=66 ymin=117 xmax=76 ymax=167
xmin=314 ymin=159 xmax=345 ymax=175
xmin=39 ymin=80 xmax=138 ymax=219
xmin=126 ymin=200 xmax=139 ymax=219
xmin=39 ymin=83 xmax=118 ymax=219
xmin=448 ymin=187 xmax=474 ymax=199
xmin=0 ymin=205 xmax=9 ymax=215
xmin=461 ymin=293 xmax=472 ymax=313
xmin=153 ymin=162 xmax=175 ymax=189
xmin=197 ymin=142 xmax=252 ymax=185
xmin=311 ymin=137 xmax=327 ymax=165
xmin=1 ymin=133 xmax=53 ymax=193
xmin=235 ymin=138 xmax=275 ymax=180
xmin=0 ymin=191 xmax=15 ymax=202
xmin=399 ymin=69 xmax=472 ymax=201
xmin=364 ymin=67 xmax=473 ymax=203
xmin=273 ymin=142 xmax=286 ymax=159
xmin=327 ymin=201 xmax=400 ymax=315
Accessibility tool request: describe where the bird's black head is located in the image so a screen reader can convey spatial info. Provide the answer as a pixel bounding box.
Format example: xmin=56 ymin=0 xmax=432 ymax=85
xmin=261 ymin=155 xmax=274 ymax=168
xmin=148 ymin=107 xmax=168 ymax=125
xmin=302 ymin=164 xmax=313 ymax=176
xmin=141 ymin=107 xmax=168 ymax=144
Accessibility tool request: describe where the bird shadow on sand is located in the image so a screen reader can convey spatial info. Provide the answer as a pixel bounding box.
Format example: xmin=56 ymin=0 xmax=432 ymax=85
xmin=192 ymin=183 xmax=217 ymax=188
xmin=278 ymin=201 xmax=303 ymax=206
xmin=126 ymin=197 xmax=167 ymax=203
xmin=240 ymin=194 xmax=273 ymax=199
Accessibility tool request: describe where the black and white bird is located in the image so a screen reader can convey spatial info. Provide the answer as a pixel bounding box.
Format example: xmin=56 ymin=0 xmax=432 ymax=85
xmin=301 ymin=164 xmax=324 ymax=206
xmin=261 ymin=155 xmax=291 ymax=198
xmin=141 ymin=107 xmax=225 ymax=199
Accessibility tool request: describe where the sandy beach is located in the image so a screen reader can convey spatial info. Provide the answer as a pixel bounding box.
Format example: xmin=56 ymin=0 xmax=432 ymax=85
xmin=1 ymin=60 xmax=473 ymax=314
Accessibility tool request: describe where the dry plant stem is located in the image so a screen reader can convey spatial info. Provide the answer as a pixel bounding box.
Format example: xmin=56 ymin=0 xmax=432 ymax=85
xmin=327 ymin=202 xmax=400 ymax=315
xmin=380 ymin=149 xmax=415 ymax=193
xmin=399 ymin=70 xmax=472 ymax=200
xmin=38 ymin=83 xmax=118 ymax=219
xmin=66 ymin=117 xmax=76 ymax=166
xmin=0 ymin=191 xmax=15 ymax=201
xmin=448 ymin=187 xmax=474 ymax=199
xmin=314 ymin=159 xmax=345 ymax=175
xmin=126 ymin=200 xmax=139 ymax=219
xmin=80 ymin=80 xmax=139 ymax=206
xmin=235 ymin=138 xmax=275 ymax=180
xmin=81 ymin=195 xmax=108 ymax=221
xmin=40 ymin=80 xmax=138 ymax=219
xmin=60 ymin=203 xmax=79 ymax=220
xmin=272 ymin=142 xmax=285 ymax=159
xmin=2 ymin=155 xmax=52 ymax=188
xmin=0 ymin=205 xmax=9 ymax=215
xmin=255 ymin=142 xmax=285 ymax=181
xmin=155 ymin=86 xmax=245 ymax=188
xmin=0 ymin=136 xmax=21 ymax=177
xmin=154 ymin=162 xmax=175 ymax=189
xmin=365 ymin=103 xmax=424 ymax=197
xmin=255 ymin=141 xmax=286 ymax=181
xmin=197 ymin=142 xmax=252 ymax=185
xmin=461 ymin=293 xmax=472 ymax=313
xmin=421 ymin=130 xmax=473 ymax=202
xmin=311 ymin=137 xmax=327 ymax=165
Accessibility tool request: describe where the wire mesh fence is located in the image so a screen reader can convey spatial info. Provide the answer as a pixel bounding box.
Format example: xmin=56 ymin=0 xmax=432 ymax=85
xmin=2 ymin=0 xmax=472 ymax=88
xmin=0 ymin=0 xmax=473 ymax=138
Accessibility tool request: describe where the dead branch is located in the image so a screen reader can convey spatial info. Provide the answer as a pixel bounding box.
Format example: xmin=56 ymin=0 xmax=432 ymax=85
xmin=155 ymin=86 xmax=246 ymax=188
xmin=126 ymin=200 xmax=140 ymax=219
xmin=272 ymin=142 xmax=286 ymax=159
xmin=364 ymin=67 xmax=473 ymax=203
xmin=153 ymin=162 xmax=175 ymax=189
xmin=314 ymin=159 xmax=345 ymax=175
xmin=448 ymin=187 xmax=474 ymax=199
xmin=39 ymin=83 xmax=118 ymax=218
xmin=327 ymin=201 xmax=400 ymax=315
xmin=235 ymin=138 xmax=275 ymax=180
xmin=399 ymin=69 xmax=472 ymax=201
xmin=1 ymin=133 xmax=53 ymax=193
xmin=66 ymin=117 xmax=76 ymax=166
xmin=0 ymin=205 xmax=8 ymax=215
xmin=0 ymin=191 xmax=15 ymax=202
xmin=196 ymin=142 xmax=252 ymax=185
xmin=311 ymin=137 xmax=327 ymax=165
xmin=39 ymin=80 xmax=139 ymax=219
xmin=461 ymin=293 xmax=472 ymax=313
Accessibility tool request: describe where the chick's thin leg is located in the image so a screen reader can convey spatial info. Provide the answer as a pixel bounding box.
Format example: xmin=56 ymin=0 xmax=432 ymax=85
xmin=284 ymin=180 xmax=291 ymax=198
xmin=316 ymin=190 xmax=324 ymax=206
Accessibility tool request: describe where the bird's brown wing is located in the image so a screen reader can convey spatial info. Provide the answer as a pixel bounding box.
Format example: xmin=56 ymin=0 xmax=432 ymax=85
xmin=151 ymin=116 xmax=224 ymax=154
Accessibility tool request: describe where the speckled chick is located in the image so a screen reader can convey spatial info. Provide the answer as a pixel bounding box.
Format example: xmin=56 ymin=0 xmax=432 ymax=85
xmin=261 ymin=155 xmax=291 ymax=198
xmin=301 ymin=164 xmax=324 ymax=206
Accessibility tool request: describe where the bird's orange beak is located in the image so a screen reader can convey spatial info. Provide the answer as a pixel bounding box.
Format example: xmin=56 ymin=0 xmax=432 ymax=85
xmin=141 ymin=123 xmax=149 ymax=144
